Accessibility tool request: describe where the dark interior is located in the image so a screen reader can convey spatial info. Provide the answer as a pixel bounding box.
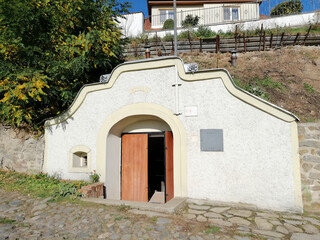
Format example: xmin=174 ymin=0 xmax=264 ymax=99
xmin=147 ymin=134 xmax=165 ymax=200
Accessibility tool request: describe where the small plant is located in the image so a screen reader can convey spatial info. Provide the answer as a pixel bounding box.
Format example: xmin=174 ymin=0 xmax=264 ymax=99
xmin=114 ymin=216 xmax=124 ymax=221
xmin=118 ymin=204 xmax=131 ymax=212
xmin=89 ymin=170 xmax=100 ymax=183
xmin=304 ymin=83 xmax=315 ymax=93
xmin=205 ymin=225 xmax=221 ymax=234
xmin=178 ymin=30 xmax=196 ymax=40
xmin=162 ymin=19 xmax=174 ymax=30
xmin=182 ymin=14 xmax=200 ymax=28
xmin=195 ymin=26 xmax=216 ymax=38
xmin=163 ymin=33 xmax=174 ymax=41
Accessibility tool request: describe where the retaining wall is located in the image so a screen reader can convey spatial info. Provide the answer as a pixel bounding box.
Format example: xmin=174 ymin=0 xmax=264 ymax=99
xmin=0 ymin=125 xmax=44 ymax=173
xmin=298 ymin=123 xmax=320 ymax=212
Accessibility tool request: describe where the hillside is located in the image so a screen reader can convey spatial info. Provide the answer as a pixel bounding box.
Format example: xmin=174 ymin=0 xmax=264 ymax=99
xmin=127 ymin=46 xmax=320 ymax=122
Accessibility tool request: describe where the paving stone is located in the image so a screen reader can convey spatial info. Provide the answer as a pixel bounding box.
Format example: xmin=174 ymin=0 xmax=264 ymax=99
xmin=254 ymin=217 xmax=273 ymax=230
xmin=188 ymin=204 xmax=211 ymax=211
xmin=284 ymin=219 xmax=305 ymax=225
xmin=184 ymin=214 xmax=196 ymax=220
xmin=32 ymin=203 xmax=47 ymax=212
xmin=252 ymin=229 xmax=284 ymax=238
xmin=290 ymin=233 xmax=320 ymax=240
xmin=228 ymin=209 xmax=252 ymax=218
xmin=282 ymin=215 xmax=303 ymax=220
xmin=276 ymin=226 xmax=289 ymax=234
xmin=302 ymin=224 xmax=320 ymax=234
xmin=208 ymin=218 xmax=232 ymax=227
xmin=196 ymin=215 xmax=207 ymax=222
xmin=229 ymin=217 xmax=251 ymax=226
xmin=284 ymin=223 xmax=303 ymax=233
xmin=188 ymin=209 xmax=207 ymax=215
xmin=9 ymin=200 xmax=23 ymax=207
xmin=302 ymin=217 xmax=320 ymax=226
xmin=270 ymin=220 xmax=282 ymax=225
xmin=209 ymin=207 xmax=230 ymax=213
xmin=156 ymin=218 xmax=172 ymax=225
xmin=204 ymin=212 xmax=224 ymax=219
xmin=256 ymin=212 xmax=279 ymax=219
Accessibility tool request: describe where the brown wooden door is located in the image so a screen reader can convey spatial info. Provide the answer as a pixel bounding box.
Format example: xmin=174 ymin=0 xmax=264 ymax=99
xmin=165 ymin=131 xmax=174 ymax=202
xmin=121 ymin=134 xmax=148 ymax=202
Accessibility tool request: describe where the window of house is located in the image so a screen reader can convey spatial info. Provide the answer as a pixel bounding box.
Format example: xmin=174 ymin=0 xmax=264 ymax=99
xmin=160 ymin=9 xmax=174 ymax=23
xmin=69 ymin=145 xmax=91 ymax=173
xmin=223 ymin=7 xmax=239 ymax=21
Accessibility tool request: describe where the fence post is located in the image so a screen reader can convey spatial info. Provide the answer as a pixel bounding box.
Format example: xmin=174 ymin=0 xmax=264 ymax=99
xmin=294 ymin=33 xmax=299 ymax=45
xmin=216 ymin=35 xmax=220 ymax=53
xmin=280 ymin=32 xmax=285 ymax=47
xmin=270 ymin=33 xmax=273 ymax=49
xmin=259 ymin=24 xmax=263 ymax=51
xmin=235 ymin=25 xmax=238 ymax=50
xmin=200 ymin=38 xmax=203 ymax=53
xmin=263 ymin=31 xmax=266 ymax=51
xmin=243 ymin=33 xmax=246 ymax=53
xmin=188 ymin=31 xmax=193 ymax=52
xmin=303 ymin=25 xmax=312 ymax=45
xmin=171 ymin=39 xmax=174 ymax=55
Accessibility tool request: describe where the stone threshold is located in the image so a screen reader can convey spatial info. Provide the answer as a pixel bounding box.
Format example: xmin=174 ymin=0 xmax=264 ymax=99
xmin=81 ymin=197 xmax=187 ymax=214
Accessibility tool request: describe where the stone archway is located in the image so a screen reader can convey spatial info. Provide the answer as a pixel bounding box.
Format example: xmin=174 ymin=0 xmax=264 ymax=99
xmin=96 ymin=103 xmax=188 ymax=200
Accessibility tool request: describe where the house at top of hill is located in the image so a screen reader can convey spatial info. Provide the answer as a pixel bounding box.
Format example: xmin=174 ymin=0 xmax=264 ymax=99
xmin=147 ymin=0 xmax=261 ymax=29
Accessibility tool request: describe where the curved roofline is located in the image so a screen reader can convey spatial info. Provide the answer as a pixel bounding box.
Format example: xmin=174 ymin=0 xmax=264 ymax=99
xmin=44 ymin=56 xmax=298 ymax=127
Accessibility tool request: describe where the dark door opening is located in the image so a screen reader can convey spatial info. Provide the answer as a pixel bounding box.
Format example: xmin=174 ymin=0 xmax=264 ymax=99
xmin=121 ymin=131 xmax=173 ymax=203
xmin=148 ymin=133 xmax=165 ymax=200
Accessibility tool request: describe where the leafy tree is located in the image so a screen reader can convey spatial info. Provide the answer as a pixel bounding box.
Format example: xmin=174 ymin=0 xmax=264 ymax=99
xmin=270 ymin=0 xmax=303 ymax=16
xmin=0 ymin=0 xmax=130 ymax=131
xmin=182 ymin=15 xmax=200 ymax=28
xmin=162 ymin=19 xmax=174 ymax=30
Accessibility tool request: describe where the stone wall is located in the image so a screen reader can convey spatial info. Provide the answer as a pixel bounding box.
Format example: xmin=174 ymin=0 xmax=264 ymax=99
xmin=298 ymin=123 xmax=320 ymax=212
xmin=0 ymin=124 xmax=44 ymax=173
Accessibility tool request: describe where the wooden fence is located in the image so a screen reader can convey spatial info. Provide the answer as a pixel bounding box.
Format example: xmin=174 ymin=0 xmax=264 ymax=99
xmin=124 ymin=31 xmax=320 ymax=57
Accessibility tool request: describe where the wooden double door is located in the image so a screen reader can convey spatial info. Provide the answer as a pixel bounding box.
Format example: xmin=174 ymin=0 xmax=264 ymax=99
xmin=121 ymin=131 xmax=173 ymax=203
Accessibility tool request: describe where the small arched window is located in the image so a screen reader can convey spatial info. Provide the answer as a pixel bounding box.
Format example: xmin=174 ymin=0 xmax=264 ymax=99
xmin=69 ymin=145 xmax=91 ymax=173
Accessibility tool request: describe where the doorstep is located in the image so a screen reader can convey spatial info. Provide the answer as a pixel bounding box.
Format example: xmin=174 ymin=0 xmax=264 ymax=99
xmin=81 ymin=197 xmax=187 ymax=214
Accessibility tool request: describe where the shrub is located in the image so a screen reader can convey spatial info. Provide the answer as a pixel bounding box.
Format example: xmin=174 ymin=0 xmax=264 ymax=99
xmin=270 ymin=0 xmax=303 ymax=16
xmin=163 ymin=33 xmax=174 ymax=41
xmin=182 ymin=15 xmax=200 ymax=28
xmin=162 ymin=19 xmax=174 ymax=30
xmin=178 ymin=30 xmax=196 ymax=40
xmin=196 ymin=26 xmax=216 ymax=38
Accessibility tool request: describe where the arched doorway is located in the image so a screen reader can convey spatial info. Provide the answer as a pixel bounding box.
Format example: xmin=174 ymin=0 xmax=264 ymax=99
xmin=96 ymin=103 xmax=187 ymax=202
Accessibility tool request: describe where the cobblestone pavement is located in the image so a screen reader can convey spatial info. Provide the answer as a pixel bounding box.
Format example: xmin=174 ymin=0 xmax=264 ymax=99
xmin=1 ymin=189 xmax=320 ymax=239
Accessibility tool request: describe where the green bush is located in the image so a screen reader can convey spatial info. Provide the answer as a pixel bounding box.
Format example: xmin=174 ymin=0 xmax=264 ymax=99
xmin=182 ymin=15 xmax=200 ymax=28
xmin=271 ymin=0 xmax=303 ymax=16
xmin=162 ymin=19 xmax=174 ymax=30
xmin=178 ymin=30 xmax=196 ymax=40
xmin=163 ymin=34 xmax=174 ymax=41
xmin=196 ymin=26 xmax=216 ymax=38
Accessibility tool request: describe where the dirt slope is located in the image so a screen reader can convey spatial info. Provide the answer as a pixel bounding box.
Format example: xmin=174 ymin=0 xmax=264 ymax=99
xmin=179 ymin=46 xmax=320 ymax=122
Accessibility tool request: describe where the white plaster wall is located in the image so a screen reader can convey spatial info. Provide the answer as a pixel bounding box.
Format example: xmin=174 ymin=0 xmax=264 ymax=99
xmin=45 ymin=65 xmax=297 ymax=211
xmin=180 ymin=79 xmax=295 ymax=211
xmin=149 ymin=12 xmax=317 ymax=38
xmin=45 ymin=67 xmax=176 ymax=180
xmin=117 ymin=12 xmax=144 ymax=37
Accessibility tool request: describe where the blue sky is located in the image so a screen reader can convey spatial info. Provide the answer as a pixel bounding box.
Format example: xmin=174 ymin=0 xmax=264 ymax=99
xmin=120 ymin=0 xmax=319 ymax=17
xmin=122 ymin=0 xmax=148 ymax=15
